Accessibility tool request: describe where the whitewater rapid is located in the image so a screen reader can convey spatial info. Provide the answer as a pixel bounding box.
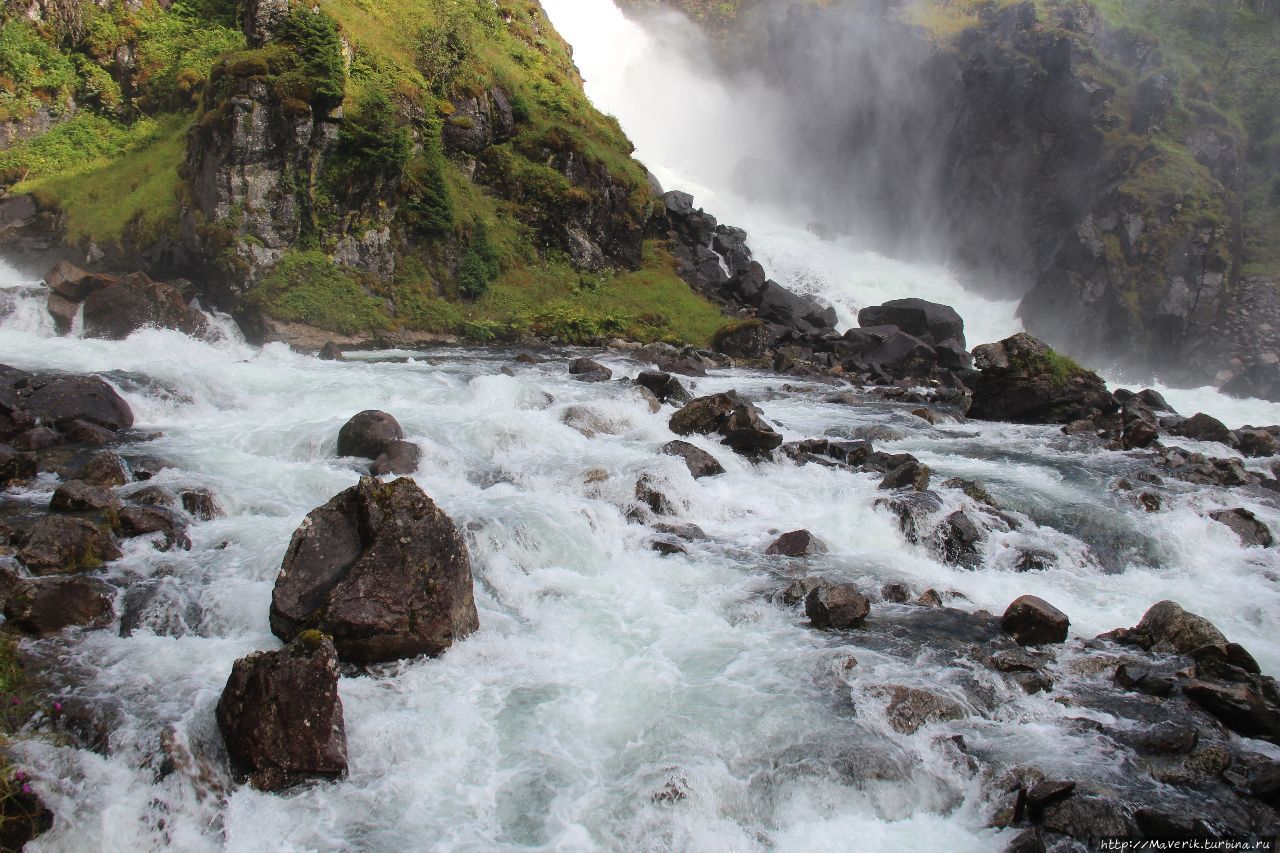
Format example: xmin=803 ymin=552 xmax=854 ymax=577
xmin=3 ymin=254 xmax=1280 ymax=850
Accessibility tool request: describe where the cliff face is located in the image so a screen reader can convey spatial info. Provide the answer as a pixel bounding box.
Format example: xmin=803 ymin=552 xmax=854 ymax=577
xmin=621 ymin=0 xmax=1280 ymax=395
xmin=1 ymin=0 xmax=722 ymax=345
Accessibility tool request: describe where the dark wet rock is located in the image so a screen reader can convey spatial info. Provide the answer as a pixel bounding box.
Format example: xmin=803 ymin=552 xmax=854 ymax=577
xmin=216 ymin=632 xmax=347 ymax=792
xmin=117 ymin=506 xmax=191 ymax=551
xmin=181 ymin=488 xmax=222 ymax=520
xmin=879 ymin=685 xmax=967 ymax=734
xmin=11 ymin=426 xmax=59 ymax=451
xmin=1182 ymin=679 xmax=1280 ymax=742
xmin=1026 ymin=780 xmax=1077 ymax=815
xmin=712 ymin=319 xmax=771 ymax=359
xmin=653 ymin=522 xmax=706 ymax=541
xmin=513 ymin=353 xmax=543 ymax=365
xmin=1003 ymin=828 xmax=1045 ymax=853
xmin=878 ymin=459 xmax=931 ymax=491
xmin=932 ymin=511 xmax=983 ymax=568
xmin=568 ymin=357 xmax=612 ymax=382
xmin=875 ymin=490 xmax=944 ymax=544
xmin=783 ymin=438 xmax=874 ymax=469
xmin=858 ymin=299 xmax=966 ymax=349
xmin=650 ymin=539 xmax=686 ymax=556
xmin=318 ymin=342 xmax=344 ymax=361
xmin=805 ymin=582 xmax=870 ymax=629
xmin=1039 ymin=794 xmax=1133 ymax=839
xmin=337 ymin=411 xmax=404 ymax=460
xmin=270 ymin=477 xmax=479 ymax=664
xmin=635 ymin=476 xmax=675 ymax=515
xmin=988 ymin=789 xmax=1025 ymax=828
xmin=915 ymin=588 xmax=944 ymax=608
xmin=126 ymin=485 xmax=176 ymax=508
xmin=61 ymin=418 xmax=117 ymax=446
xmin=1132 ymin=721 xmax=1199 ymax=755
xmin=1114 ymin=664 xmax=1175 ymax=697
xmin=777 ymin=576 xmax=826 ymax=607
xmin=80 ymin=274 xmax=207 ymax=340
xmin=636 ymin=371 xmax=692 ymax=405
xmin=17 ymin=516 xmax=121 ymax=575
xmin=1002 ymin=595 xmax=1069 ymax=646
xmin=765 ymin=529 xmax=826 ymax=557
xmin=661 ymin=440 xmax=725 ymax=479
xmin=1130 ymin=600 xmax=1227 ymax=654
xmin=1159 ymin=448 xmax=1259 ymax=488
xmin=881 ymin=583 xmax=911 ymax=604
xmin=24 ymin=374 xmax=134 ymax=432
xmin=370 ymin=440 xmax=421 ymax=477
xmin=50 ymin=481 xmax=119 ymax=513
xmin=1236 ymin=428 xmax=1277 ymax=458
xmin=669 ymin=392 xmax=782 ymax=458
xmin=969 ymin=334 xmax=1116 ymax=425
xmin=1209 ymin=508 xmax=1273 ymax=548
xmin=2 ymin=574 xmax=115 ymax=635
xmin=79 ymin=450 xmax=130 ymax=487
xmin=1172 ymin=412 xmax=1233 ymax=445
xmin=0 ymin=443 xmax=37 ymax=484
xmin=46 ymin=291 xmax=79 ymax=335
xmin=1015 ymin=549 xmax=1056 ymax=572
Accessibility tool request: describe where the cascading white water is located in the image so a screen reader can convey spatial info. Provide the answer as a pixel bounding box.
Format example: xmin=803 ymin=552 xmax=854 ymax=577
xmin=4 ymin=237 xmax=1280 ymax=851
xmin=539 ymin=0 xmax=1280 ymax=426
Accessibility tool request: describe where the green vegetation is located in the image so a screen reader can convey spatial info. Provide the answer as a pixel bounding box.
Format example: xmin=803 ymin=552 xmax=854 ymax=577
xmin=6 ymin=113 xmax=188 ymax=247
xmin=0 ymin=18 xmax=79 ymax=122
xmin=1012 ymin=345 xmax=1091 ymax=388
xmin=250 ymin=249 xmax=388 ymax=335
xmin=0 ymin=0 xmax=727 ymax=346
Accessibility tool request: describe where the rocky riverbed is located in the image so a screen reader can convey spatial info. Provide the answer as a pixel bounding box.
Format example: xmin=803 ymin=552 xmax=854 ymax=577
xmin=2 ymin=259 xmax=1280 ymax=850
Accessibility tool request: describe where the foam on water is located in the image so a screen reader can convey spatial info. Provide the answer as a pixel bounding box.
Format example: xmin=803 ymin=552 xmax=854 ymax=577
xmin=4 ymin=249 xmax=1280 ymax=849
xmin=3 ymin=8 xmax=1280 ymax=845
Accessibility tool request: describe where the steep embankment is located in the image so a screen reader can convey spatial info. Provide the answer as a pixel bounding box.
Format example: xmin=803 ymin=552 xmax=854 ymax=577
xmin=0 ymin=0 xmax=728 ymax=345
xmin=619 ymin=0 xmax=1280 ymax=398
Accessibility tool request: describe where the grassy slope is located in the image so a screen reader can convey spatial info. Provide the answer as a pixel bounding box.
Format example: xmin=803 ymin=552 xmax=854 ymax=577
xmin=0 ymin=0 xmax=727 ymax=346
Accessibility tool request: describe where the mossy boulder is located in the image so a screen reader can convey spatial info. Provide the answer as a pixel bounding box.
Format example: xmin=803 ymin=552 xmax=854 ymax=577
xmin=969 ymin=333 xmax=1117 ymax=424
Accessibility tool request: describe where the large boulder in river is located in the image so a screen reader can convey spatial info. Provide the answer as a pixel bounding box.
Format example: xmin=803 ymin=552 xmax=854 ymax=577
xmin=669 ymin=391 xmax=782 ymax=458
xmin=337 ymin=411 xmax=404 ymax=460
xmin=270 ymin=477 xmax=479 ymax=663
xmin=82 ymin=273 xmax=207 ymax=340
xmin=858 ymin=298 xmax=966 ymax=349
xmin=968 ymin=334 xmax=1116 ymax=424
xmin=215 ymin=631 xmax=347 ymax=792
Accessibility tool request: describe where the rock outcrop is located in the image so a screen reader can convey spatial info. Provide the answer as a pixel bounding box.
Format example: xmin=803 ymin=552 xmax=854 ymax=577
xmin=270 ymin=477 xmax=479 ymax=663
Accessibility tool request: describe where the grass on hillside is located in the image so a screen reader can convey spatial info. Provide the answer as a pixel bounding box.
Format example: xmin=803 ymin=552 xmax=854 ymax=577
xmin=8 ymin=113 xmax=189 ymax=248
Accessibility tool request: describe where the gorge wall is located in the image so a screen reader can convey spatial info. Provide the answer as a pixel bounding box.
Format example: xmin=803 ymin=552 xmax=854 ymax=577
xmin=619 ymin=0 xmax=1280 ymax=397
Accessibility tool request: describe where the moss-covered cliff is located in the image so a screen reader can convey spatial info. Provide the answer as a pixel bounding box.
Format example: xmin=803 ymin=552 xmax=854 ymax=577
xmin=0 ymin=0 xmax=726 ymax=345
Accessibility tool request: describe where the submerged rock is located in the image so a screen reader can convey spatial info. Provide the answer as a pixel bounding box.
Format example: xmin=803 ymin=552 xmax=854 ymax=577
xmin=216 ymin=632 xmax=347 ymax=792
xmin=1001 ymin=595 xmax=1069 ymax=645
xmin=879 ymin=685 xmax=967 ymax=734
xmin=370 ymin=440 xmax=422 ymax=476
xmin=270 ymin=477 xmax=479 ymax=663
